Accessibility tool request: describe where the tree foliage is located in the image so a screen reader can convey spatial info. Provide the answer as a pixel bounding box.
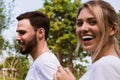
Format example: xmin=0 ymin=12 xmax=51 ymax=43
xmin=0 ymin=0 xmax=5 ymax=33
xmin=0 ymin=0 xmax=14 ymax=55
xmin=0 ymin=0 xmax=5 ymax=55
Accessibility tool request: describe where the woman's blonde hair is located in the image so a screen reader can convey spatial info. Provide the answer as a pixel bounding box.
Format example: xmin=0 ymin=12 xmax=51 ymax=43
xmin=76 ymin=0 xmax=120 ymax=62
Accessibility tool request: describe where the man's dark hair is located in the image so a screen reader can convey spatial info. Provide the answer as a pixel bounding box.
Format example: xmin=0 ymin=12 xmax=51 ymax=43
xmin=16 ymin=11 xmax=50 ymax=40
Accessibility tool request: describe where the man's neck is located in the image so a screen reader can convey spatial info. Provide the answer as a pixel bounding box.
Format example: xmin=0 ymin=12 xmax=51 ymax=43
xmin=31 ymin=41 xmax=50 ymax=61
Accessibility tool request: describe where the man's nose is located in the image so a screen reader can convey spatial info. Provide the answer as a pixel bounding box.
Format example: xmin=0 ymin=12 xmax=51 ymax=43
xmin=16 ymin=34 xmax=21 ymax=41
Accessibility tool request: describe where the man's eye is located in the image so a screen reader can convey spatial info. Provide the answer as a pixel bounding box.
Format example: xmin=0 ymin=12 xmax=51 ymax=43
xmin=19 ymin=31 xmax=26 ymax=35
xmin=76 ymin=21 xmax=83 ymax=27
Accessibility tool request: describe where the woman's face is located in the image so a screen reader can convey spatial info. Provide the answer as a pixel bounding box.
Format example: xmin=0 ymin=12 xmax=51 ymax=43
xmin=76 ymin=8 xmax=101 ymax=52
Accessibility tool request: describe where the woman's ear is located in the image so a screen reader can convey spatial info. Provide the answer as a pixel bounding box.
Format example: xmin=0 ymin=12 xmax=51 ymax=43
xmin=37 ymin=28 xmax=45 ymax=40
xmin=109 ymin=23 xmax=118 ymax=36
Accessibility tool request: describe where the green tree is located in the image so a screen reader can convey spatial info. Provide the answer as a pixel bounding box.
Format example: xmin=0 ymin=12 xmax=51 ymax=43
xmin=0 ymin=0 xmax=15 ymax=55
xmin=39 ymin=0 xmax=88 ymax=79
xmin=0 ymin=0 xmax=6 ymax=32
xmin=0 ymin=0 xmax=5 ymax=54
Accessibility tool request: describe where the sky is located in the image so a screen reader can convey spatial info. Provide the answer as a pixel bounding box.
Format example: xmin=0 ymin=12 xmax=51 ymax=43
xmin=14 ymin=0 xmax=120 ymax=16
xmin=2 ymin=0 xmax=120 ymax=44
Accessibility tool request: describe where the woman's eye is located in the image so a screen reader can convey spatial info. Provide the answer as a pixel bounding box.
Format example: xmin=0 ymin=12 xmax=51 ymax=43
xmin=89 ymin=20 xmax=97 ymax=25
xmin=76 ymin=21 xmax=83 ymax=27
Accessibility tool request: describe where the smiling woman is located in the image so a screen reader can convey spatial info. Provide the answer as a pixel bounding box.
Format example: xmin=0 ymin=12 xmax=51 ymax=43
xmin=54 ymin=0 xmax=120 ymax=80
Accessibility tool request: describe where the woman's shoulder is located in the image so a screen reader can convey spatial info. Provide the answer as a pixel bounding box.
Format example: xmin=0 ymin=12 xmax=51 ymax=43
xmin=83 ymin=56 xmax=120 ymax=80
xmin=92 ymin=56 xmax=120 ymax=69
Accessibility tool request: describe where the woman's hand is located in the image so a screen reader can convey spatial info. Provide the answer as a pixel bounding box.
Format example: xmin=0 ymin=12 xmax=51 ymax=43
xmin=54 ymin=66 xmax=76 ymax=80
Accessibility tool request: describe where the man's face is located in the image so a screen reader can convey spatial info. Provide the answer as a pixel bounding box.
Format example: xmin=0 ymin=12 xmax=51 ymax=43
xmin=16 ymin=19 xmax=37 ymax=54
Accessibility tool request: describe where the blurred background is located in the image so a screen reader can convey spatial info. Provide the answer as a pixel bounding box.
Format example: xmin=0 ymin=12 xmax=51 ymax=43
xmin=0 ymin=0 xmax=120 ymax=80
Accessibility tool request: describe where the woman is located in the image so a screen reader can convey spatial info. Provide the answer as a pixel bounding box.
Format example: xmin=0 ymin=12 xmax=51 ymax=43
xmin=54 ymin=0 xmax=120 ymax=80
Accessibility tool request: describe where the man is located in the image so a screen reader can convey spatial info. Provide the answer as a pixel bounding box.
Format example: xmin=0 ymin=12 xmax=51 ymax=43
xmin=16 ymin=11 xmax=60 ymax=80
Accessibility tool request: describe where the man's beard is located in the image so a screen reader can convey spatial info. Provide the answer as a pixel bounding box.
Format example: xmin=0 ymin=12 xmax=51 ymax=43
xmin=20 ymin=35 xmax=37 ymax=55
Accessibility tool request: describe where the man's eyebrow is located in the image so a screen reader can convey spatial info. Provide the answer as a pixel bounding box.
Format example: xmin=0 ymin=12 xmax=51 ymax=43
xmin=16 ymin=30 xmax=24 ymax=32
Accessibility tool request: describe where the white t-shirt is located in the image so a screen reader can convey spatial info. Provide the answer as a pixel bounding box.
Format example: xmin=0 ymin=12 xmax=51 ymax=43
xmin=80 ymin=56 xmax=120 ymax=80
xmin=25 ymin=51 xmax=60 ymax=80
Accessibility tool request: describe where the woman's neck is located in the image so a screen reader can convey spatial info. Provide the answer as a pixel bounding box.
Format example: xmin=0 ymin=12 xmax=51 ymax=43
xmin=91 ymin=41 xmax=118 ymax=63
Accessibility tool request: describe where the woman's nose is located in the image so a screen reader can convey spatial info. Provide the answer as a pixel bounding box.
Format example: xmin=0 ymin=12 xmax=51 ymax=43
xmin=80 ymin=22 xmax=89 ymax=31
